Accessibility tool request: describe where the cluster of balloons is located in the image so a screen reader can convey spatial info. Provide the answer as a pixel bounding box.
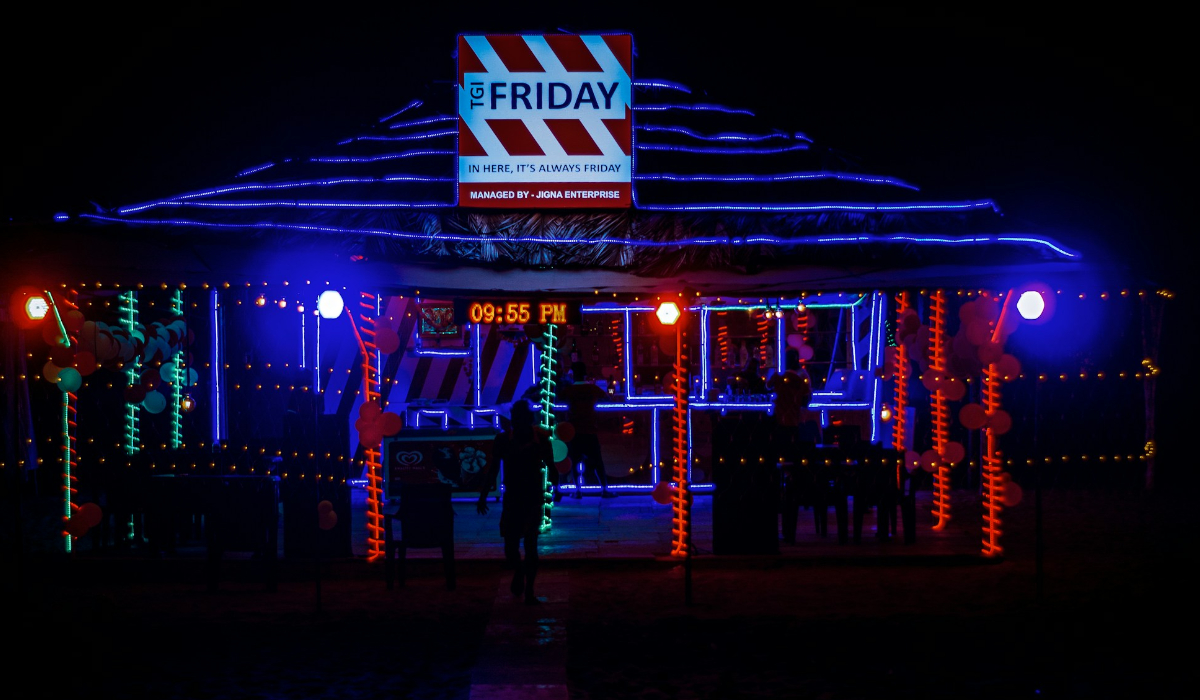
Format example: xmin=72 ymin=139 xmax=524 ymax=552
xmin=65 ymin=502 xmax=103 ymax=538
xmin=355 ymin=400 xmax=403 ymax=448
xmin=41 ymin=313 xmax=196 ymax=410
xmin=317 ymin=500 xmax=337 ymax=530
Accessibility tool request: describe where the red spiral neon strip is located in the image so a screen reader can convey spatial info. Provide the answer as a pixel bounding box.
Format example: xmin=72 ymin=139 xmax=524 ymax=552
xmin=892 ymin=292 xmax=910 ymax=490
xmin=350 ymin=293 xmax=386 ymax=561
xmin=981 ymin=290 xmax=1016 ymax=557
xmin=670 ymin=324 xmax=690 ymax=558
xmin=611 ymin=318 xmax=623 ymax=381
xmin=929 ymin=290 xmax=951 ymax=530
xmin=795 ymin=306 xmax=809 ymax=366
xmin=717 ymin=311 xmax=729 ymax=369
xmin=757 ymin=311 xmax=770 ymax=368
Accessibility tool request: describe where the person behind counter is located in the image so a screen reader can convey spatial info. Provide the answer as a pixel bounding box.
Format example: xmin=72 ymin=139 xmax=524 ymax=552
xmin=768 ymin=347 xmax=816 ymax=544
xmin=558 ymin=361 xmax=616 ymax=499
xmin=477 ymin=399 xmax=553 ymax=605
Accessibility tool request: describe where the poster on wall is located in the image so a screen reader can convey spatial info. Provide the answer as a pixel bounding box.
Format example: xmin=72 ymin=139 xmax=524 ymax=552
xmin=457 ymin=33 xmax=632 ymax=208
xmin=383 ymin=428 xmax=498 ymax=499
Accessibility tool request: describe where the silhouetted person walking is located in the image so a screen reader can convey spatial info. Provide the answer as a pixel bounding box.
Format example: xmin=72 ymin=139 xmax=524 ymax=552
xmin=478 ymin=400 xmax=553 ymax=604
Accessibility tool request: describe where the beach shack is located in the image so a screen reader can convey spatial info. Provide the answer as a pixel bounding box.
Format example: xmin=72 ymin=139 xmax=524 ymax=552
xmin=2 ymin=32 xmax=1164 ymax=563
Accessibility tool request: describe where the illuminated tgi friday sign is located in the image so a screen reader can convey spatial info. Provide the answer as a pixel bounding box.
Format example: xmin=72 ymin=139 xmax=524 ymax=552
xmin=457 ymin=34 xmax=632 ymax=208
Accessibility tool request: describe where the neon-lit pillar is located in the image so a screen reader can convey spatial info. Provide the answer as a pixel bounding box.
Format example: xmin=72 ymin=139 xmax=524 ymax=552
xmin=211 ymin=289 xmax=227 ymax=445
xmin=892 ymin=291 xmax=911 ymax=490
xmin=352 ymin=292 xmax=386 ymax=561
xmin=929 ymin=290 xmax=951 ymax=530
xmin=48 ymin=290 xmax=79 ymax=552
xmin=670 ymin=320 xmax=691 ymax=558
xmin=869 ymin=292 xmax=886 ymax=444
xmin=120 ymin=291 xmax=142 ymax=454
xmin=537 ymin=323 xmax=559 ymax=532
xmin=981 ymin=290 xmax=1016 ymax=557
xmin=169 ymin=289 xmax=184 ymax=449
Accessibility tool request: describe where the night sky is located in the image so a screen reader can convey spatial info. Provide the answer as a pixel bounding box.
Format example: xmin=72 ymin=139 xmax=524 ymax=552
xmin=4 ymin=6 xmax=1192 ymax=301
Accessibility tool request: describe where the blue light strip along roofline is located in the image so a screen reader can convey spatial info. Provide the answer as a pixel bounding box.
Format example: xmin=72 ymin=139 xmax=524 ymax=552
xmin=635 ymin=171 xmax=918 ymax=190
xmin=637 ymin=143 xmax=809 ymax=155
xmin=634 ymin=103 xmax=755 ymax=115
xmin=379 ymin=100 xmax=423 ymax=123
xmin=632 ymin=79 xmax=691 ymax=93
xmin=82 ymin=214 xmax=1079 ymax=259
xmin=636 ymin=124 xmax=809 ymax=143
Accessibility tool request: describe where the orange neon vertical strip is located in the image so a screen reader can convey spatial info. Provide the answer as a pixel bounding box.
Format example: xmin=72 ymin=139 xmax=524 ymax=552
xmin=349 ymin=293 xmax=386 ymax=561
xmin=670 ymin=322 xmax=691 ymax=557
xmin=929 ymin=290 xmax=951 ymax=530
xmin=981 ymin=363 xmax=1004 ymax=556
xmin=795 ymin=306 xmax=809 ymax=367
xmin=757 ymin=310 xmax=771 ymax=369
xmin=892 ymin=292 xmax=910 ymax=490
xmin=981 ymin=290 xmax=1016 ymax=557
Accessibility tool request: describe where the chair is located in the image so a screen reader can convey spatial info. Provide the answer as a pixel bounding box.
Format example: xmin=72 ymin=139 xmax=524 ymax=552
xmin=385 ymin=483 xmax=456 ymax=591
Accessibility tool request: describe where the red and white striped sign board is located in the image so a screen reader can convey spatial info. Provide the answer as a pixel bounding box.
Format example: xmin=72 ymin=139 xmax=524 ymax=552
xmin=457 ymin=34 xmax=632 ymax=208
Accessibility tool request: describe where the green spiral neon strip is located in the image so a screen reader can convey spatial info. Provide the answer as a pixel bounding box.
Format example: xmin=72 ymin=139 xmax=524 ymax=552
xmin=119 ymin=292 xmax=141 ymax=454
xmin=537 ymin=324 xmax=559 ymax=533
xmin=169 ymin=289 xmax=184 ymax=449
xmin=62 ymin=390 xmax=72 ymax=552
xmin=46 ymin=292 xmax=73 ymax=553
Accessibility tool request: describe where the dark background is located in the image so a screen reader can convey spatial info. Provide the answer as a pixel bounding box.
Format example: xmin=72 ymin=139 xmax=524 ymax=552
xmin=3 ymin=4 xmax=1193 ymax=482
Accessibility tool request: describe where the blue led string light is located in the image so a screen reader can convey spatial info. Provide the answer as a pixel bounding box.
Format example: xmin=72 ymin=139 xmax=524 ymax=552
xmin=348 ymin=129 xmax=457 ymax=143
xmin=637 ymin=142 xmax=809 ymax=155
xmin=388 ymin=115 xmax=457 ymax=130
xmin=636 ymin=124 xmax=809 ymax=143
xmin=84 ymin=214 xmax=1074 ymax=258
xmin=634 ymin=103 xmax=755 ymax=115
xmin=633 ymin=79 xmax=691 ymax=93
xmin=309 ymin=149 xmax=455 ymax=163
xmin=236 ymin=162 xmax=275 ymax=177
xmin=379 ymin=99 xmax=423 ymax=123
xmin=117 ymin=175 xmax=456 ymax=215
xmin=635 ymin=171 xmax=918 ymax=190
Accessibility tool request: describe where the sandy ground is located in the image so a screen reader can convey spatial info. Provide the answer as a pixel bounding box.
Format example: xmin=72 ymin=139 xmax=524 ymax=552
xmin=8 ymin=485 xmax=1193 ymax=700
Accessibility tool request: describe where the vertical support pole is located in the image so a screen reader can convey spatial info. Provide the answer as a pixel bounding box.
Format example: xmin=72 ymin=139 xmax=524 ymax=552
xmin=981 ymin=290 xmax=1016 ymax=558
xmin=930 ymin=290 xmax=951 ymax=530
xmin=892 ymin=291 xmax=911 ymax=490
xmin=981 ymin=363 xmax=1004 ymax=556
xmin=120 ymin=291 xmax=142 ymax=455
xmin=348 ymin=292 xmax=385 ymax=561
xmin=169 ymin=289 xmax=185 ymax=450
xmin=537 ymin=324 xmax=559 ymax=532
xmin=670 ymin=322 xmax=691 ymax=558
xmin=210 ymin=289 xmax=226 ymax=446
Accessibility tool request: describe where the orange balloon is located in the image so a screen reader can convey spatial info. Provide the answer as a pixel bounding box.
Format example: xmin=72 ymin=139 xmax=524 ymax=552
xmin=78 ymin=502 xmax=103 ymax=528
xmin=554 ymin=457 xmax=573 ymax=475
xmin=74 ymin=351 xmax=98 ymax=376
xmin=942 ymin=441 xmax=966 ymax=465
xmin=554 ymin=422 xmax=576 ymax=443
xmin=920 ymin=449 xmax=940 ymax=472
xmin=988 ymin=410 xmax=1012 ymax=435
xmin=942 ymin=378 xmax=966 ymax=401
xmin=318 ymin=511 xmax=338 ymax=531
xmin=379 ymin=411 xmax=403 ymax=436
xmin=1001 ymin=481 xmax=1023 ymax=507
xmin=651 ymin=481 xmax=673 ymax=505
xmin=959 ymin=403 xmax=988 ymax=430
xmin=317 ymin=500 xmax=333 ymax=514
xmin=903 ymin=451 xmax=922 ymax=473
xmin=360 ymin=400 xmax=382 ymax=420
xmin=375 ymin=327 xmax=401 ymax=354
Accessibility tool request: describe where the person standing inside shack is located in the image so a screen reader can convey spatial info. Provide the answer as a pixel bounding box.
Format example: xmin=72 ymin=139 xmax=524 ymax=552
xmin=478 ymin=399 xmax=553 ymax=605
xmin=558 ymin=361 xmax=616 ymax=499
xmin=768 ymin=347 xmax=815 ymax=543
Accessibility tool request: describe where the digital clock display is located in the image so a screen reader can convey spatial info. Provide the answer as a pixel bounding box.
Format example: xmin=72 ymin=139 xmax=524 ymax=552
xmin=453 ymin=298 xmax=579 ymax=326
